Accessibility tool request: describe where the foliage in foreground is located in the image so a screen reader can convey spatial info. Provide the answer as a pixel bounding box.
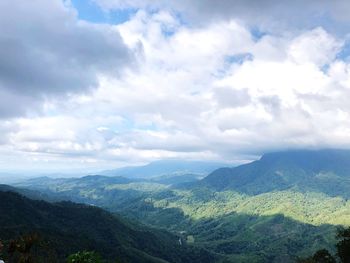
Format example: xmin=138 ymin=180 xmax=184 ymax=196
xmin=0 ymin=190 xmax=215 ymax=263
xmin=0 ymin=236 xmax=105 ymax=263
xmin=299 ymin=227 xmax=350 ymax=263
xmin=67 ymin=251 xmax=103 ymax=263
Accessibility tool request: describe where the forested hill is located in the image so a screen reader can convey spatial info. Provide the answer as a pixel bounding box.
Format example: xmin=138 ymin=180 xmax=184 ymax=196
xmin=199 ymin=149 xmax=350 ymax=196
xmin=9 ymin=149 xmax=350 ymax=262
xmin=0 ymin=189 xmax=215 ymax=263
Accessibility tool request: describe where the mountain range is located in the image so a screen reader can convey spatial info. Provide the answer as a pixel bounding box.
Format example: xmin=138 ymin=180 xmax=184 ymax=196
xmin=9 ymin=149 xmax=350 ymax=262
xmin=200 ymin=149 xmax=350 ymax=197
xmin=100 ymin=160 xmax=229 ymax=179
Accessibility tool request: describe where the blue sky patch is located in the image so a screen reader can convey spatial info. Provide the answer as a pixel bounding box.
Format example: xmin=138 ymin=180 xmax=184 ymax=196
xmin=225 ymin=53 xmax=254 ymax=65
xmin=72 ymin=0 xmax=136 ymax=24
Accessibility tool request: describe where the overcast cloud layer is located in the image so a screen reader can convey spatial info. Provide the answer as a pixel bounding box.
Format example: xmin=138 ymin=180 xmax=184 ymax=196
xmin=1 ymin=0 xmax=350 ymax=172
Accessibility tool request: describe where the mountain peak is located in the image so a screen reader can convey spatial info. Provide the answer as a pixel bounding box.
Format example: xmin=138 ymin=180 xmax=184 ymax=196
xmin=200 ymin=149 xmax=350 ymax=196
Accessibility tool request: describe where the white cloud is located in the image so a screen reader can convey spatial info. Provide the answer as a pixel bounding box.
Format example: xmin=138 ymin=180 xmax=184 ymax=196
xmin=94 ymin=0 xmax=350 ymax=34
xmin=0 ymin=0 xmax=132 ymax=118
xmin=288 ymin=28 xmax=343 ymax=66
xmin=2 ymin=4 xmax=350 ymax=171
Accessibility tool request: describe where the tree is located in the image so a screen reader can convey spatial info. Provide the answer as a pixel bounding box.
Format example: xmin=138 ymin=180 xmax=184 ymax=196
xmin=0 ymin=240 xmax=4 ymax=262
xmin=313 ymin=249 xmax=337 ymax=263
xmin=298 ymin=249 xmax=336 ymax=263
xmin=300 ymin=227 xmax=350 ymax=263
xmin=7 ymin=233 xmax=40 ymax=263
xmin=336 ymin=228 xmax=350 ymax=263
xmin=67 ymin=251 xmax=103 ymax=263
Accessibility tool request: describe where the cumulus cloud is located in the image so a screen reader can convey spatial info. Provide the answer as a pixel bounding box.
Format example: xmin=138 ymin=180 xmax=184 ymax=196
xmin=213 ymin=87 xmax=251 ymax=108
xmin=94 ymin=0 xmax=350 ymax=34
xmin=0 ymin=0 xmax=132 ymax=118
xmin=288 ymin=28 xmax=343 ymax=66
xmin=2 ymin=2 xmax=350 ymax=171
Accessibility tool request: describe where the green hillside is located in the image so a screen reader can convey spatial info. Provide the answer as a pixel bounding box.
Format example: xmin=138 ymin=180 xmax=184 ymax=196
xmin=200 ymin=149 xmax=350 ymax=197
xmin=14 ymin=150 xmax=350 ymax=262
xmin=0 ymin=189 xmax=215 ymax=263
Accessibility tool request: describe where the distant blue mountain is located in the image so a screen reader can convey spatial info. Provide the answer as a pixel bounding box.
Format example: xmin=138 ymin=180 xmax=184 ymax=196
xmin=100 ymin=160 xmax=231 ymax=179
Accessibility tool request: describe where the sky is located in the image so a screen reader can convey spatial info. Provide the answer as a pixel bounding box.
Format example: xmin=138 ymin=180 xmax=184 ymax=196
xmin=1 ymin=0 xmax=350 ymax=173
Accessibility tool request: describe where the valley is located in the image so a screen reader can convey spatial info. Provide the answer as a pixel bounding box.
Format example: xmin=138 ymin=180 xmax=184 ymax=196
xmin=12 ymin=150 xmax=350 ymax=262
xmin=2 ymin=1 xmax=350 ymax=262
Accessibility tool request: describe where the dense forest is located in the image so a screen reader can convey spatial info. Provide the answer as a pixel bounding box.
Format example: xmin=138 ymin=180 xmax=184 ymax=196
xmin=0 ymin=190 xmax=215 ymax=263
xmin=8 ymin=150 xmax=350 ymax=262
xmin=2 ymin=0 xmax=350 ymax=261
xmin=299 ymin=227 xmax=350 ymax=263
